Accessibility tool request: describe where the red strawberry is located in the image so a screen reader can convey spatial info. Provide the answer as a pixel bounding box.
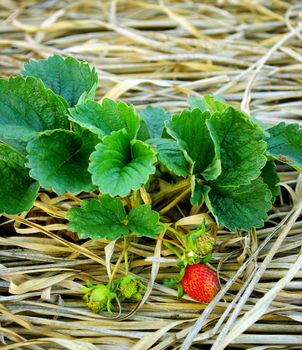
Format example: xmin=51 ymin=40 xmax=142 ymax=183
xmin=180 ymin=263 xmax=220 ymax=303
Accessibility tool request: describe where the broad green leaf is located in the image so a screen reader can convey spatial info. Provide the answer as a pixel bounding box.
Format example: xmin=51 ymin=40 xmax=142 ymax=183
xmin=205 ymin=180 xmax=272 ymax=231
xmin=89 ymin=130 xmax=156 ymax=197
xmin=128 ymin=205 xmax=164 ymax=238
xmin=69 ymin=98 xmax=140 ymax=139
xmin=27 ymin=129 xmax=96 ymax=195
xmin=0 ymin=144 xmax=39 ymax=214
xmin=69 ymin=101 xmax=112 ymax=137
xmin=66 ymin=195 xmax=128 ymax=240
xmin=77 ymin=82 xmax=98 ymax=105
xmin=251 ymin=116 xmax=269 ymax=132
xmin=139 ymin=106 xmax=170 ymax=138
xmin=22 ymin=55 xmax=98 ymax=107
xmin=166 ymin=108 xmax=220 ymax=180
xmin=189 ymin=95 xmax=227 ymax=113
xmin=207 ymin=107 xmax=267 ymax=188
xmin=146 ymin=138 xmax=189 ymax=177
xmin=0 ymin=76 xmax=69 ymax=153
xmin=190 ymin=176 xmax=204 ymax=206
xmin=261 ymin=161 xmax=280 ymax=202
xmin=136 ymin=119 xmax=151 ymax=141
xmin=266 ymin=122 xmax=302 ymax=172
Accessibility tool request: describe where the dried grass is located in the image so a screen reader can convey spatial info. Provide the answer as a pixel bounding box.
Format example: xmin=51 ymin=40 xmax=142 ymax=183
xmin=1 ymin=0 xmax=302 ymax=349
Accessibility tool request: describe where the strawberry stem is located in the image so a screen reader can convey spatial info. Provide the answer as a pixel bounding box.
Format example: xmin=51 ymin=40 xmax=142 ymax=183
xmin=165 ymin=225 xmax=186 ymax=244
xmin=163 ymin=241 xmax=183 ymax=260
xmin=159 ymin=187 xmax=191 ymax=215
xmin=161 ymin=238 xmax=185 ymax=253
xmin=108 ymin=251 xmax=124 ymax=288
xmin=123 ymin=236 xmax=129 ymax=275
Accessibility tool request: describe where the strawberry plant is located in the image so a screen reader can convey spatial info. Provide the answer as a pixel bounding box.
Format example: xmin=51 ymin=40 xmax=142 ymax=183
xmin=1 ymin=55 xmax=302 ymax=309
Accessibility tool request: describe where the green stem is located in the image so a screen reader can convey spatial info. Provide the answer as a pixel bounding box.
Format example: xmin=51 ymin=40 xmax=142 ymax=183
xmin=162 ymin=238 xmax=186 ymax=253
xmin=165 ymin=225 xmax=187 ymax=244
xmin=152 ymin=179 xmax=190 ymax=204
xmin=163 ymin=241 xmax=183 ymax=260
xmin=159 ymin=187 xmax=191 ymax=215
xmin=108 ymin=252 xmax=124 ymax=288
xmin=107 ymin=236 xmax=130 ymax=287
xmin=123 ymin=236 xmax=129 ymax=275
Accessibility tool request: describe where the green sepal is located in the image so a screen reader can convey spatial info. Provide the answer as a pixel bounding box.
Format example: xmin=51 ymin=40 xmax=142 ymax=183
xmin=177 ymin=284 xmax=184 ymax=298
xmin=163 ymin=278 xmax=179 ymax=288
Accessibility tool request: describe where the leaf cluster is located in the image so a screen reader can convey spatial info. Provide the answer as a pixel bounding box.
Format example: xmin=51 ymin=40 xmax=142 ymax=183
xmin=0 ymin=55 xmax=301 ymax=238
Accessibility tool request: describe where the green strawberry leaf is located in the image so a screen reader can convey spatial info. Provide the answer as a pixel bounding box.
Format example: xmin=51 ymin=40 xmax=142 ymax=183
xmin=27 ymin=129 xmax=96 ymax=195
xmin=67 ymin=195 xmax=163 ymax=240
xmin=189 ymin=95 xmax=227 ymax=113
xmin=266 ymin=122 xmax=302 ymax=172
xmin=146 ymin=138 xmax=189 ymax=177
xmin=69 ymin=101 xmax=112 ymax=137
xmin=0 ymin=144 xmax=39 ymax=214
xmin=136 ymin=119 xmax=151 ymax=141
xmin=0 ymin=76 xmax=69 ymax=153
xmin=67 ymin=195 xmax=128 ymax=240
xmin=69 ymin=98 xmax=140 ymax=139
xmin=166 ymin=108 xmax=220 ymax=180
xmin=261 ymin=161 xmax=280 ymax=202
xmin=77 ymin=83 xmax=98 ymax=105
xmin=89 ymin=129 xmax=156 ymax=197
xmin=22 ymin=55 xmax=98 ymax=107
xmin=128 ymin=205 xmax=164 ymax=238
xmin=205 ymin=180 xmax=272 ymax=232
xmin=139 ymin=106 xmax=171 ymax=138
xmin=207 ymin=107 xmax=267 ymax=188
xmin=190 ymin=176 xmax=204 ymax=206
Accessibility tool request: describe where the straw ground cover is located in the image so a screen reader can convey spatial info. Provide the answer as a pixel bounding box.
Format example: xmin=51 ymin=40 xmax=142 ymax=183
xmin=1 ymin=0 xmax=302 ymax=349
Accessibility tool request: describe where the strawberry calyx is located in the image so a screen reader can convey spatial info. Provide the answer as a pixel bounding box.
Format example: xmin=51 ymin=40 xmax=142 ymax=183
xmin=82 ymin=281 xmax=116 ymax=313
xmin=185 ymin=222 xmax=216 ymax=258
xmin=113 ymin=275 xmax=146 ymax=301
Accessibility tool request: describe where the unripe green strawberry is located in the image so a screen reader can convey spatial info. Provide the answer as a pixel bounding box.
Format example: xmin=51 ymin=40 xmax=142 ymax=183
xmin=180 ymin=263 xmax=219 ymax=303
xmin=82 ymin=283 xmax=116 ymax=313
xmin=114 ymin=275 xmax=146 ymax=301
xmin=196 ymin=232 xmax=216 ymax=256
xmin=186 ymin=224 xmax=216 ymax=258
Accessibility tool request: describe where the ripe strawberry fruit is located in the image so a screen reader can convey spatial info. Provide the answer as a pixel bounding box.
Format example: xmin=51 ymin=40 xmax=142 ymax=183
xmin=180 ymin=263 xmax=220 ymax=303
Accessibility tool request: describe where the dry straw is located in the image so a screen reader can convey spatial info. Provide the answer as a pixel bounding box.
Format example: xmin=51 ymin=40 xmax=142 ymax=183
xmin=1 ymin=0 xmax=302 ymax=349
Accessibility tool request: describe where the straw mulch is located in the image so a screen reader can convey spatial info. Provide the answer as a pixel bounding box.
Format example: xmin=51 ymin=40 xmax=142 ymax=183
xmin=1 ymin=1 xmax=302 ymax=349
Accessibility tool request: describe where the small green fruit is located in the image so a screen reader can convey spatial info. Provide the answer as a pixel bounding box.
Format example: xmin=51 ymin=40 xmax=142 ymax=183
xmin=82 ymin=283 xmax=116 ymax=313
xmin=186 ymin=224 xmax=216 ymax=257
xmin=114 ymin=275 xmax=146 ymax=301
